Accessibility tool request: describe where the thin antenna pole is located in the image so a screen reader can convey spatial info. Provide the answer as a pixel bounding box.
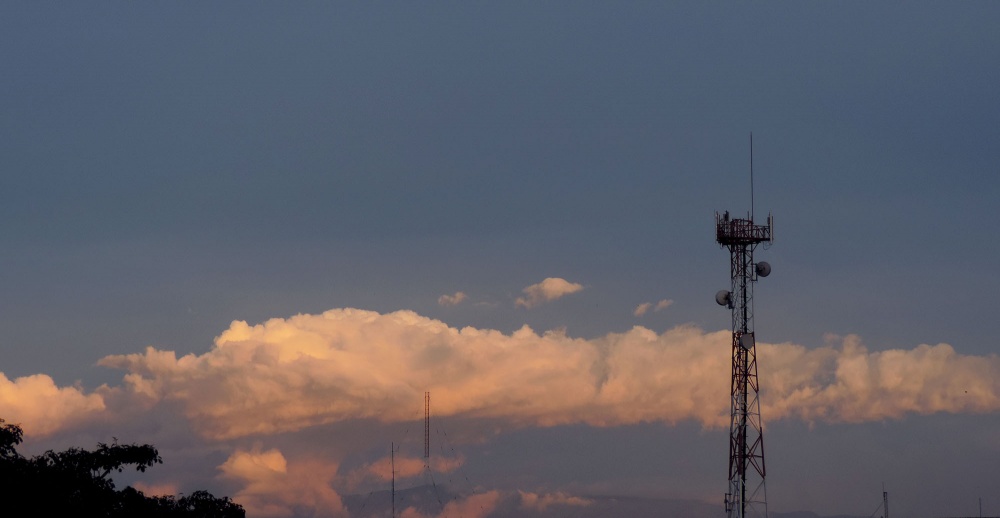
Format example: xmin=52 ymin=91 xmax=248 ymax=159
xmin=391 ymin=442 xmax=396 ymax=518
xmin=750 ymin=132 xmax=754 ymax=222
xmin=424 ymin=391 xmax=430 ymax=459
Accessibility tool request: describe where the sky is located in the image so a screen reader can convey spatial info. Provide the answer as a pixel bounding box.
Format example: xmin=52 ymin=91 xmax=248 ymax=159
xmin=1 ymin=2 xmax=999 ymax=517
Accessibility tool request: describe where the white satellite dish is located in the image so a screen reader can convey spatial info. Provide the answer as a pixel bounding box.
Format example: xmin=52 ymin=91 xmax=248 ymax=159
xmin=739 ymin=332 xmax=755 ymax=350
xmin=716 ymin=290 xmax=732 ymax=307
xmin=755 ymin=261 xmax=771 ymax=277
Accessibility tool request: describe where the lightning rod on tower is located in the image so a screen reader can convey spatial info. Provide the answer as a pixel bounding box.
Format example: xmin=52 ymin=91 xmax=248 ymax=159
xmin=716 ymin=135 xmax=772 ymax=518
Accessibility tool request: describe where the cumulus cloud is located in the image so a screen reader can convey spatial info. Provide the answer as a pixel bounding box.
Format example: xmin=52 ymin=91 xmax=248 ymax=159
xmin=633 ymin=302 xmax=652 ymax=317
xmin=400 ymin=491 xmax=500 ymax=518
xmin=96 ymin=308 xmax=1000 ymax=442
xmin=760 ymin=335 xmax=1000 ymax=423
xmin=397 ymin=490 xmax=590 ymax=518
xmin=437 ymin=292 xmax=467 ymax=306
xmin=515 ymin=278 xmax=584 ymax=308
xmin=519 ymin=490 xmax=592 ymax=511
xmin=220 ymin=447 xmax=345 ymax=518
xmin=634 ymin=299 xmax=673 ymax=317
xmin=345 ymin=454 xmax=464 ymax=491
xmin=7 ymin=307 xmax=1000 ymax=518
xmin=100 ymin=309 xmax=609 ymax=439
xmin=369 ymin=454 xmax=463 ymax=480
xmin=0 ymin=372 xmax=106 ymax=437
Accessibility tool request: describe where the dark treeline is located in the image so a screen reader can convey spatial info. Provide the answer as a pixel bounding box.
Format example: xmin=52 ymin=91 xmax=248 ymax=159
xmin=0 ymin=418 xmax=244 ymax=517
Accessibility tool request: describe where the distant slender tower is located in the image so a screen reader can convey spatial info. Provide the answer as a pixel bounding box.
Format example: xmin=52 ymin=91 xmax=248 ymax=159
xmin=715 ymin=144 xmax=773 ymax=518
xmin=424 ymin=391 xmax=430 ymax=459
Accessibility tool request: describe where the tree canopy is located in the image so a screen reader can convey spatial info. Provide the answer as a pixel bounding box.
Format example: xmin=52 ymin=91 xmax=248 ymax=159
xmin=0 ymin=418 xmax=244 ymax=518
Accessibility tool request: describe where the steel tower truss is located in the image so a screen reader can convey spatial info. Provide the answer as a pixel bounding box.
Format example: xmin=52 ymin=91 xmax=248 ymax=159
xmin=716 ymin=211 xmax=772 ymax=518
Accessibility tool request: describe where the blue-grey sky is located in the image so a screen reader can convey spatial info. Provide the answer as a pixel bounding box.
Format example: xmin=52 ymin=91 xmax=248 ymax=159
xmin=1 ymin=3 xmax=999 ymax=517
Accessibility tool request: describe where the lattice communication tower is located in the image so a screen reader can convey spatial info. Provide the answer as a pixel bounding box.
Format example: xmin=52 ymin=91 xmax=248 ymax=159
xmin=715 ymin=209 xmax=772 ymax=518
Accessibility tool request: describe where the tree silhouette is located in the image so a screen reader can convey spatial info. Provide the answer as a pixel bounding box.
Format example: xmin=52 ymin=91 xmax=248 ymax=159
xmin=0 ymin=418 xmax=244 ymax=517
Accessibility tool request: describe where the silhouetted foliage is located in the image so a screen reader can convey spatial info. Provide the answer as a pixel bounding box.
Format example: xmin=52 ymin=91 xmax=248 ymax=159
xmin=0 ymin=419 xmax=244 ymax=518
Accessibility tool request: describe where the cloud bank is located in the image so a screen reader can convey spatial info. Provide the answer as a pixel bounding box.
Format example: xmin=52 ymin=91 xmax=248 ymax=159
xmin=3 ymin=307 xmax=998 ymax=441
xmin=515 ymin=278 xmax=584 ymax=308
xmin=87 ymin=308 xmax=1000 ymax=442
xmin=3 ymin=307 xmax=1000 ymax=517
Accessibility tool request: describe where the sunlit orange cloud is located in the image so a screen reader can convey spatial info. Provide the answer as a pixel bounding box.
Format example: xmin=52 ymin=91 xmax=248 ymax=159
xmin=633 ymin=299 xmax=673 ymax=317
xmin=515 ymin=278 xmax=584 ymax=308
xmin=93 ymin=308 xmax=1000 ymax=441
xmin=518 ymin=490 xmax=592 ymax=511
xmin=437 ymin=292 xmax=467 ymax=306
xmin=399 ymin=490 xmax=500 ymax=518
xmin=760 ymin=334 xmax=1000 ymax=423
xmin=633 ymin=302 xmax=653 ymax=317
xmin=219 ymin=447 xmax=345 ymax=518
xmin=0 ymin=372 xmax=105 ymax=436
xmin=342 ymin=453 xmax=463 ymax=492
xmin=364 ymin=454 xmax=463 ymax=481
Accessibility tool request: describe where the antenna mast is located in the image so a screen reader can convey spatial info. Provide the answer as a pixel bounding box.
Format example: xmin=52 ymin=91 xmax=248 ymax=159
xmin=391 ymin=442 xmax=396 ymax=518
xmin=715 ymin=138 xmax=773 ymax=518
xmin=424 ymin=391 xmax=431 ymax=459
